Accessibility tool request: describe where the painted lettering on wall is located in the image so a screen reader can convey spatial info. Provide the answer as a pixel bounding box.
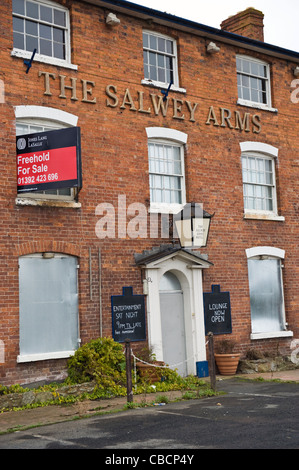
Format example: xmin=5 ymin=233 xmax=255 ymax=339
xmin=38 ymin=71 xmax=262 ymax=133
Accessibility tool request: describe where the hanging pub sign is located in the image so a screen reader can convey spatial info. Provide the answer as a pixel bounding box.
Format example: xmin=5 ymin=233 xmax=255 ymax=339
xmin=111 ymin=287 xmax=146 ymax=343
xmin=204 ymin=285 xmax=232 ymax=335
xmin=16 ymin=127 xmax=82 ymax=193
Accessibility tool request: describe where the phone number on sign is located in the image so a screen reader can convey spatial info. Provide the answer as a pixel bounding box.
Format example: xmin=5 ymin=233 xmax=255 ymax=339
xmin=18 ymin=173 xmax=59 ymax=185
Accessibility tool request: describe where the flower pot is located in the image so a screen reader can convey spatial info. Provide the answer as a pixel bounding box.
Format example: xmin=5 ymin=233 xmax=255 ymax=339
xmin=136 ymin=361 xmax=165 ymax=383
xmin=214 ymin=354 xmax=240 ymax=375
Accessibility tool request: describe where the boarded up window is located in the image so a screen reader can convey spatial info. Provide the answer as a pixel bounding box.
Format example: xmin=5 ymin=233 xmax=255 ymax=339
xmin=19 ymin=253 xmax=79 ymax=358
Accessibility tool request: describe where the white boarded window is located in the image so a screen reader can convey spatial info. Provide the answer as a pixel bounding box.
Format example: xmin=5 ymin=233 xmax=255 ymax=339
xmin=245 ymin=247 xmax=292 ymax=339
xmin=248 ymin=258 xmax=285 ymax=334
xmin=18 ymin=253 xmax=79 ymax=362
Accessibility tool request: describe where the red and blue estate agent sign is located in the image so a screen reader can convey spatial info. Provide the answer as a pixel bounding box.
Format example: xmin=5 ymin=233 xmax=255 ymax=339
xmin=16 ymin=127 xmax=82 ymax=193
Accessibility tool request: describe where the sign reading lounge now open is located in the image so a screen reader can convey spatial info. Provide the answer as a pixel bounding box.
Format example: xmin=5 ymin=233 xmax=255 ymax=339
xmin=16 ymin=127 xmax=82 ymax=193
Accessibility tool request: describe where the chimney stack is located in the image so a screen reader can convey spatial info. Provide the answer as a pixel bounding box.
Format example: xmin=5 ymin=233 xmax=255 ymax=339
xmin=221 ymin=7 xmax=264 ymax=42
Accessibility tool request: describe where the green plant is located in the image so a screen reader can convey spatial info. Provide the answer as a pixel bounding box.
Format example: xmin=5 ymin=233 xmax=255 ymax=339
xmin=67 ymin=337 xmax=127 ymax=393
xmin=137 ymin=345 xmax=157 ymax=363
xmin=182 ymin=391 xmax=197 ymax=400
xmin=0 ymin=384 xmax=30 ymax=395
xmin=154 ymin=394 xmax=169 ymax=404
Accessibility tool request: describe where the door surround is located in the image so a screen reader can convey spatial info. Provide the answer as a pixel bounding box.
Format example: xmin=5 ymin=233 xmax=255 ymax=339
xmin=136 ymin=247 xmax=212 ymax=375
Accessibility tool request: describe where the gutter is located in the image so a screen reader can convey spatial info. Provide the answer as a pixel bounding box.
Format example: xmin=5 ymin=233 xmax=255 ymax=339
xmin=82 ymin=0 xmax=299 ymax=63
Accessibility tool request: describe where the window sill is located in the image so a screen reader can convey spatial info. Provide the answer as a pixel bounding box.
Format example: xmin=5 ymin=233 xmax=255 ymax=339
xmin=15 ymin=197 xmax=81 ymax=209
xmin=11 ymin=49 xmax=78 ymax=71
xmin=244 ymin=212 xmax=285 ymax=222
xmin=141 ymin=79 xmax=186 ymax=94
xmin=17 ymin=350 xmax=75 ymax=363
xmin=251 ymin=331 xmax=293 ymax=340
xmin=237 ymin=98 xmax=278 ymax=113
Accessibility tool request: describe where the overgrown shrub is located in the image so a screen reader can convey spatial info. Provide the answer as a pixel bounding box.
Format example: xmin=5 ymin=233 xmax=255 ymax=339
xmin=67 ymin=337 xmax=127 ymax=393
xmin=66 ymin=337 xmax=215 ymax=400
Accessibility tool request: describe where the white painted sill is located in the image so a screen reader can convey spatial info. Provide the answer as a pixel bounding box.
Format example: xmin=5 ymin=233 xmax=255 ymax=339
xmin=244 ymin=212 xmax=285 ymax=222
xmin=141 ymin=79 xmax=186 ymax=94
xmin=17 ymin=350 xmax=75 ymax=363
xmin=15 ymin=197 xmax=81 ymax=209
xmin=251 ymin=331 xmax=293 ymax=340
xmin=149 ymin=203 xmax=183 ymax=215
xmin=11 ymin=49 xmax=78 ymax=71
xmin=237 ymin=98 xmax=278 ymax=113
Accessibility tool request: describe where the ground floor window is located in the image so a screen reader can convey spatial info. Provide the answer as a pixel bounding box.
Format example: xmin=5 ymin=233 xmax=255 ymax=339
xmin=18 ymin=253 xmax=79 ymax=362
xmin=246 ymin=247 xmax=286 ymax=336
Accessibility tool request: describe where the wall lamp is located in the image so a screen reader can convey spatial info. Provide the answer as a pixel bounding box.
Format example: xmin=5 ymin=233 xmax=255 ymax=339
xmin=174 ymin=202 xmax=213 ymax=249
xmin=294 ymin=66 xmax=299 ymax=77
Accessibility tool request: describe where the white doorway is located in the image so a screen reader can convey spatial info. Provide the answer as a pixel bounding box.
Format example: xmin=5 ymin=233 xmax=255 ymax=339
xmin=136 ymin=247 xmax=212 ymax=376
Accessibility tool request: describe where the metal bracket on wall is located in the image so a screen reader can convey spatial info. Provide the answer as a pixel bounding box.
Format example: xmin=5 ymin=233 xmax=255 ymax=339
xmin=24 ymin=49 xmax=37 ymax=74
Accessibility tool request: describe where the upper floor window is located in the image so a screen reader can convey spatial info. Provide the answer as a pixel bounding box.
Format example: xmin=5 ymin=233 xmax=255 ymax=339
xmin=242 ymin=153 xmax=275 ymax=212
xmin=12 ymin=0 xmax=73 ymax=67
xmin=15 ymin=106 xmax=79 ymax=203
xmin=240 ymin=142 xmax=284 ymax=221
xmin=143 ymin=31 xmax=179 ymax=89
xmin=149 ymin=142 xmax=183 ymax=205
xmin=236 ymin=56 xmax=272 ymax=110
xmin=146 ymin=128 xmax=187 ymax=213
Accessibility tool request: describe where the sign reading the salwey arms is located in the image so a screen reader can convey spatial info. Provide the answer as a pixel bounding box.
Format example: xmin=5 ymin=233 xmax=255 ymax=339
xmin=16 ymin=127 xmax=82 ymax=193
xmin=38 ymin=71 xmax=262 ymax=134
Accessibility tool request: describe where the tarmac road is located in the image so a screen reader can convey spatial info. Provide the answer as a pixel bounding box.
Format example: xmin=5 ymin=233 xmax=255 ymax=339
xmin=0 ymin=378 xmax=298 ymax=450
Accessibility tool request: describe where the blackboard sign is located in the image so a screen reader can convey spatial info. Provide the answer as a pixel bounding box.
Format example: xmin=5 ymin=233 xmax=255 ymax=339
xmin=111 ymin=287 xmax=146 ymax=343
xmin=204 ymin=285 xmax=232 ymax=335
xmin=16 ymin=127 xmax=82 ymax=193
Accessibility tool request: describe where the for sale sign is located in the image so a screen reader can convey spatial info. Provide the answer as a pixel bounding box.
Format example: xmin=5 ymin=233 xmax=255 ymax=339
xmin=16 ymin=127 xmax=82 ymax=193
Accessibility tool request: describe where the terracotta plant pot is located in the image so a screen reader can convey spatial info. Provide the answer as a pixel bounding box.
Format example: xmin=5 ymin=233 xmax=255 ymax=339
xmin=214 ymin=353 xmax=240 ymax=375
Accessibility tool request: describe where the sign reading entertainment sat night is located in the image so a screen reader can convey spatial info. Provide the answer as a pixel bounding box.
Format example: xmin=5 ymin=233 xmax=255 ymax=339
xmin=16 ymin=127 xmax=82 ymax=193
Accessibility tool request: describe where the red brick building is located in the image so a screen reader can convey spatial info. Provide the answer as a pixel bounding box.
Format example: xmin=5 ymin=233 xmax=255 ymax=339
xmin=0 ymin=0 xmax=298 ymax=384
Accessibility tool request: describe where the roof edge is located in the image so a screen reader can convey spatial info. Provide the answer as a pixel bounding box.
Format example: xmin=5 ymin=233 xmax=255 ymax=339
xmin=83 ymin=0 xmax=299 ymax=62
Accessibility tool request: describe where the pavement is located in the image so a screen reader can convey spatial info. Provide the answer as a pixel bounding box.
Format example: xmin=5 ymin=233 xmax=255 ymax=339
xmin=0 ymin=368 xmax=298 ymax=435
